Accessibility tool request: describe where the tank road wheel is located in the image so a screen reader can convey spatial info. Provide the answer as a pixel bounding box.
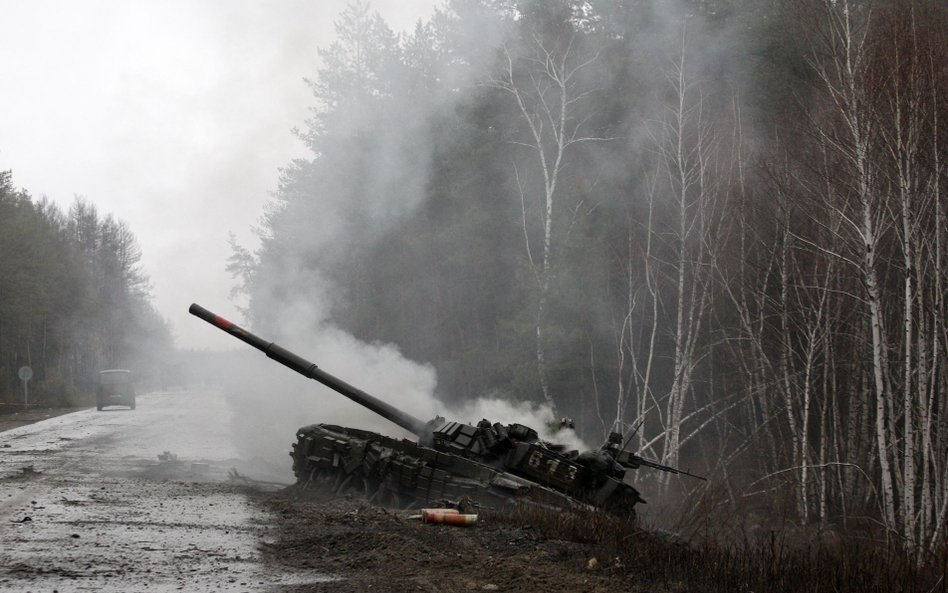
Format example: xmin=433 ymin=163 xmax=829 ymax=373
xmin=333 ymin=474 xmax=355 ymax=495
xmin=362 ymin=476 xmax=380 ymax=500
xmin=290 ymin=459 xmax=321 ymax=491
xmin=367 ymin=484 xmax=383 ymax=504
xmin=299 ymin=465 xmax=320 ymax=489
xmin=600 ymin=488 xmax=641 ymax=520
xmin=373 ymin=485 xmax=412 ymax=510
xmin=329 ymin=470 xmax=346 ymax=494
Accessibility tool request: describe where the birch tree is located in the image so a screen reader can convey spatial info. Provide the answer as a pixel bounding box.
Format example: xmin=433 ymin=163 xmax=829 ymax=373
xmin=778 ymin=0 xmax=948 ymax=554
xmin=487 ymin=20 xmax=606 ymax=415
xmin=805 ymin=0 xmax=899 ymax=529
xmin=651 ymin=34 xmax=719 ymax=473
xmin=868 ymin=6 xmax=948 ymax=553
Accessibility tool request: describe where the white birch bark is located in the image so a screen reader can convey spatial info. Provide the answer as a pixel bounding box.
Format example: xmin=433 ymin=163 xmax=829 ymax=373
xmin=656 ymin=35 xmax=715 ymax=473
xmin=489 ymin=36 xmax=605 ymax=415
xmin=812 ymin=0 xmax=898 ymax=529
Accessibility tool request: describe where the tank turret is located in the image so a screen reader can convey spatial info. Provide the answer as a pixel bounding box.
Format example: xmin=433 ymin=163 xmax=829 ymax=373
xmin=190 ymin=303 xmax=703 ymax=514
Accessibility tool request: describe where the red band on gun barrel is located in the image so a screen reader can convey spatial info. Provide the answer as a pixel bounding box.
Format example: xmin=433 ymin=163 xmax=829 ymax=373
xmin=213 ymin=315 xmax=233 ymax=330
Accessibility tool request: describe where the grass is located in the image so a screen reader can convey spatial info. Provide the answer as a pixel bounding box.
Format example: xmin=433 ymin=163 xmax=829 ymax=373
xmin=499 ymin=503 xmax=947 ymax=593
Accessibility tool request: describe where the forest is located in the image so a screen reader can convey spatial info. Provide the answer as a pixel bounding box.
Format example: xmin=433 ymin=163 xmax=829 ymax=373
xmin=0 ymin=171 xmax=172 ymax=405
xmin=229 ymin=0 xmax=947 ymax=562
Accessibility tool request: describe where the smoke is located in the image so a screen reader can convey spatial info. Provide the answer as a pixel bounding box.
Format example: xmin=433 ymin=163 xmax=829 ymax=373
xmin=215 ymin=3 xmax=499 ymax=474
xmin=216 ymin=0 xmax=759 ymax=479
xmin=447 ymin=396 xmax=591 ymax=451
xmin=219 ymin=315 xmax=587 ymax=480
xmin=220 ymin=342 xmax=588 ymax=482
xmin=220 ymin=341 xmax=436 ymax=482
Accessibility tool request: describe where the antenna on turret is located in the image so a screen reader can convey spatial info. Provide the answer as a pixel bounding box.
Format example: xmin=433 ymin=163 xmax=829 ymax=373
xmin=621 ymin=417 xmax=646 ymax=453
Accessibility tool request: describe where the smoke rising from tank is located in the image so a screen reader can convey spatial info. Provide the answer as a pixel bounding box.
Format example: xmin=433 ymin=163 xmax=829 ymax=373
xmin=218 ymin=0 xmax=755 ymax=477
xmin=216 ymin=4 xmax=530 ymax=472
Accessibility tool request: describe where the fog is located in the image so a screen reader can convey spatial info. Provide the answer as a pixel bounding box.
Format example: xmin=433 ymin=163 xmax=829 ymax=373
xmin=2 ymin=0 xmax=592 ymax=477
xmin=199 ymin=0 xmax=735 ymax=466
xmin=5 ymin=0 xmax=947 ymax=572
xmin=0 ymin=0 xmax=438 ymax=351
xmin=3 ymin=1 xmax=747 ymax=458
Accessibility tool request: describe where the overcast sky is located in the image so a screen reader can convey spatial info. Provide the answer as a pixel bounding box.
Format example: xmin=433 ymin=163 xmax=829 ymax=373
xmin=0 ymin=0 xmax=438 ymax=350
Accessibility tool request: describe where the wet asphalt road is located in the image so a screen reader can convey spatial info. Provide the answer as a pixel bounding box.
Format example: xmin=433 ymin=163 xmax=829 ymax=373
xmin=0 ymin=390 xmax=319 ymax=592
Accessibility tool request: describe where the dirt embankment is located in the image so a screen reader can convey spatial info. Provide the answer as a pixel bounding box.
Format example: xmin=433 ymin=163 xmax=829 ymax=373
xmin=256 ymin=489 xmax=641 ymax=593
xmin=0 ymin=405 xmax=86 ymax=432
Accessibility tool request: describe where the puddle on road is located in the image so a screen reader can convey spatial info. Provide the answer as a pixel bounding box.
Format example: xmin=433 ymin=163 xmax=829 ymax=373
xmin=1 ymin=481 xmax=274 ymax=592
xmin=0 ymin=390 xmax=317 ymax=592
xmin=271 ymin=571 xmax=342 ymax=585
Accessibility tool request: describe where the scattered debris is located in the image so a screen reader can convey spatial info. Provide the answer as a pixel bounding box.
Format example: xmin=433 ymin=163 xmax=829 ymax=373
xmin=654 ymin=528 xmax=688 ymax=546
xmin=262 ymin=494 xmax=638 ymax=592
xmin=226 ymin=468 xmax=291 ymax=489
xmin=433 ymin=496 xmax=479 ymax=514
xmin=409 ymin=507 xmax=479 ymax=526
xmin=426 ymin=512 xmax=478 ymax=526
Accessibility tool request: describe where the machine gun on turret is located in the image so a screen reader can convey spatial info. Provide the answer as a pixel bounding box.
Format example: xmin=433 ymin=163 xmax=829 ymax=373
xmin=600 ymin=431 xmax=707 ymax=481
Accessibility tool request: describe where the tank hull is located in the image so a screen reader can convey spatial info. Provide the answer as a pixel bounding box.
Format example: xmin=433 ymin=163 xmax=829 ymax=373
xmin=291 ymin=424 xmax=642 ymax=514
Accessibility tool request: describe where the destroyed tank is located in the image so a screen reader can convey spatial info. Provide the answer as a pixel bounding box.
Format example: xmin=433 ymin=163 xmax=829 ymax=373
xmin=190 ymin=303 xmax=704 ymax=515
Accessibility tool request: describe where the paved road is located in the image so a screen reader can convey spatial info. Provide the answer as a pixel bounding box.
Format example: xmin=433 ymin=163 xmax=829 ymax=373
xmin=0 ymin=390 xmax=324 ymax=592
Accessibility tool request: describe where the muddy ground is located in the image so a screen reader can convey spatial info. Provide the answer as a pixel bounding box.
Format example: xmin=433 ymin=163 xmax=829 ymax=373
xmin=0 ymin=392 xmax=660 ymax=592
xmin=256 ymin=489 xmax=640 ymax=593
xmin=0 ymin=404 xmax=85 ymax=432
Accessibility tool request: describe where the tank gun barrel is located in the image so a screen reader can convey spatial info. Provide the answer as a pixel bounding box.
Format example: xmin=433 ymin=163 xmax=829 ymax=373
xmin=188 ymin=303 xmax=431 ymax=437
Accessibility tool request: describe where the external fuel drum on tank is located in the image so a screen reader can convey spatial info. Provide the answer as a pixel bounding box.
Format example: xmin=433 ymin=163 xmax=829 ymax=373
xmin=189 ymin=303 xmax=703 ymax=514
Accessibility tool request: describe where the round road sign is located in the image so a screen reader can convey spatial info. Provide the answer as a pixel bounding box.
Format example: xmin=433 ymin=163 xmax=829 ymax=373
xmin=18 ymin=366 xmax=33 ymax=381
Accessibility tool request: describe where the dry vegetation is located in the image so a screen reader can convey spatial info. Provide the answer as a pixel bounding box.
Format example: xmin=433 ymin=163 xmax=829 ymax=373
xmin=261 ymin=480 xmax=946 ymax=592
xmin=503 ymin=500 xmax=947 ymax=593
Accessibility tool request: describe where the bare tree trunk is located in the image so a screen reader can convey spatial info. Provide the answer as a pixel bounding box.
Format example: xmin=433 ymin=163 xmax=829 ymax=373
xmin=924 ymin=49 xmax=943 ymax=555
xmin=490 ymin=35 xmax=606 ymax=415
xmin=656 ymin=34 xmax=715 ymax=473
xmin=810 ymin=0 xmax=899 ymax=529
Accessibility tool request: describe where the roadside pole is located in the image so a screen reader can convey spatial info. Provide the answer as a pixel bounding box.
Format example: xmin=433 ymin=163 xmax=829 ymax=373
xmin=18 ymin=366 xmax=33 ymax=406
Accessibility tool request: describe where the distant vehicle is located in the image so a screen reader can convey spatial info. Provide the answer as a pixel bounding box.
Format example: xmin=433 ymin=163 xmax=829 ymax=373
xmin=96 ymin=369 xmax=136 ymax=411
